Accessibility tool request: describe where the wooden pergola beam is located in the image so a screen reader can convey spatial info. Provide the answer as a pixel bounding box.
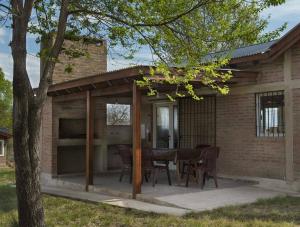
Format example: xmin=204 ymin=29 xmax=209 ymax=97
xmin=91 ymin=84 xmax=132 ymax=97
xmin=48 ymin=66 xmax=150 ymax=93
xmin=132 ymin=83 xmax=142 ymax=198
xmin=85 ymin=90 xmax=95 ymax=191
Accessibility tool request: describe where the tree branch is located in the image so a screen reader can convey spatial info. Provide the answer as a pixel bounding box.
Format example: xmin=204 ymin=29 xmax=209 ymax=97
xmin=36 ymin=0 xmax=69 ymax=106
xmin=69 ymin=0 xmax=211 ymax=27
xmin=0 ymin=3 xmax=12 ymax=12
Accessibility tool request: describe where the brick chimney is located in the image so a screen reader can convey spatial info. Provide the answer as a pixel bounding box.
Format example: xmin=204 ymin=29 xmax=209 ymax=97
xmin=41 ymin=35 xmax=107 ymax=84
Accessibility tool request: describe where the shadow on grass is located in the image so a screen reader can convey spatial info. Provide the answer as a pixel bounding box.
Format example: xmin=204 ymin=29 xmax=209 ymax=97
xmin=0 ymin=185 xmax=17 ymax=213
xmin=186 ymin=196 xmax=300 ymax=224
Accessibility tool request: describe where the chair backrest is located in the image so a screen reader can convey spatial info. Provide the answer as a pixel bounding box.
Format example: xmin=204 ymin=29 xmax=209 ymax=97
xmin=176 ymin=148 xmax=200 ymax=161
xmin=142 ymin=147 xmax=154 ymax=168
xmin=116 ymin=144 xmax=132 ymax=165
xmin=195 ymin=144 xmax=211 ymax=150
xmin=201 ymin=147 xmax=220 ymax=172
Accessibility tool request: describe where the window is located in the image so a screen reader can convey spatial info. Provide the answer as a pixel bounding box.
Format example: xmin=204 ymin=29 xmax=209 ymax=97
xmin=107 ymin=104 xmax=131 ymax=126
xmin=256 ymin=91 xmax=285 ymax=137
xmin=0 ymin=140 xmax=4 ymax=156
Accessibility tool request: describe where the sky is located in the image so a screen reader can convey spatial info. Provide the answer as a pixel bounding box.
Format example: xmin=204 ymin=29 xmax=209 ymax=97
xmin=0 ymin=0 xmax=300 ymax=87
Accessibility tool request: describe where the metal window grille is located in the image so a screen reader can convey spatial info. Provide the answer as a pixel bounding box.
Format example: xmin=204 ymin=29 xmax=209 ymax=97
xmin=255 ymin=91 xmax=285 ymax=137
xmin=178 ymin=96 xmax=216 ymax=148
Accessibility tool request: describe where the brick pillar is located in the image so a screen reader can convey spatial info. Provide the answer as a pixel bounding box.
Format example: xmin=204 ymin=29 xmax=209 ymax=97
xmin=284 ymin=49 xmax=294 ymax=183
xmin=41 ymin=36 xmax=107 ymax=84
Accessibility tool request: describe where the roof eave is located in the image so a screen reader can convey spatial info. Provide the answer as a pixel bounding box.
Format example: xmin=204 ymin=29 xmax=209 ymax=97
xmin=230 ymin=22 xmax=300 ymax=64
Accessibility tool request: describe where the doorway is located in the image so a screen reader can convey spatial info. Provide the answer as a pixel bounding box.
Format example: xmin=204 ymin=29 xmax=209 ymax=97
xmin=153 ymin=102 xmax=178 ymax=149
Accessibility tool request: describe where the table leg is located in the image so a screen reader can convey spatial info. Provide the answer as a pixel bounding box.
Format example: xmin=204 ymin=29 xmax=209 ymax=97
xmin=176 ymin=160 xmax=181 ymax=185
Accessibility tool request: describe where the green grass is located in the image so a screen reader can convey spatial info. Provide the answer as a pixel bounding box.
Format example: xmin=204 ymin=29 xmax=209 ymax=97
xmin=0 ymin=167 xmax=299 ymax=226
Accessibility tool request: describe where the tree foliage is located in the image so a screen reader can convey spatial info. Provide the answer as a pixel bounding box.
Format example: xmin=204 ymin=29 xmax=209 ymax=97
xmin=1 ymin=0 xmax=286 ymax=99
xmin=0 ymin=68 xmax=12 ymax=130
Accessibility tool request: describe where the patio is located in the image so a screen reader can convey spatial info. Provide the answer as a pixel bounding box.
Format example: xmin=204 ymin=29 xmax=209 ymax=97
xmin=45 ymin=66 xmax=261 ymax=199
xmin=42 ymin=172 xmax=284 ymax=212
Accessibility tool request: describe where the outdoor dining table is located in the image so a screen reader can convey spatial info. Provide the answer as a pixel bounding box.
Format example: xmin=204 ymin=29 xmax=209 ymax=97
xmin=151 ymin=148 xmax=203 ymax=185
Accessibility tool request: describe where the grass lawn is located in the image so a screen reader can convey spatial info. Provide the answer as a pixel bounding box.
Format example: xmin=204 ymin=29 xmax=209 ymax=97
xmin=0 ymin=168 xmax=300 ymax=227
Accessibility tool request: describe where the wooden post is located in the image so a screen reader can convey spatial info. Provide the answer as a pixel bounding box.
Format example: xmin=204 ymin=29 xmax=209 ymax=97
xmin=132 ymin=83 xmax=142 ymax=198
xmin=86 ymin=90 xmax=94 ymax=191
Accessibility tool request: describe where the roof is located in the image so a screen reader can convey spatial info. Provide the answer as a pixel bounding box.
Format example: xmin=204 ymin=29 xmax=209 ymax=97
xmin=204 ymin=40 xmax=278 ymax=62
xmin=229 ymin=22 xmax=300 ymax=63
xmin=204 ymin=22 xmax=300 ymax=63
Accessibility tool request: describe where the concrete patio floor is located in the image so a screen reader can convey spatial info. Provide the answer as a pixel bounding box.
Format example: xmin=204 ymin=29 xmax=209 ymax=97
xmin=42 ymin=171 xmax=286 ymax=213
xmin=60 ymin=171 xmax=255 ymax=196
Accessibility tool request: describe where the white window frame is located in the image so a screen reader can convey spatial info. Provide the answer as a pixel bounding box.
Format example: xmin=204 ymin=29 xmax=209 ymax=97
xmin=0 ymin=140 xmax=4 ymax=156
xmin=152 ymin=101 xmax=178 ymax=149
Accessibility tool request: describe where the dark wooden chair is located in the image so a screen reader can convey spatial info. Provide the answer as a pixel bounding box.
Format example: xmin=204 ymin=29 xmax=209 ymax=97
xmin=141 ymin=147 xmax=154 ymax=183
xmin=180 ymin=144 xmax=211 ymax=180
xmin=186 ymin=146 xmax=220 ymax=188
xmin=117 ymin=144 xmax=132 ymax=183
xmin=199 ymin=146 xmax=220 ymax=188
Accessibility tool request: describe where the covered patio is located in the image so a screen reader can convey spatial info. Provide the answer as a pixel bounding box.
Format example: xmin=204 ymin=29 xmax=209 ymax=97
xmin=46 ymin=65 xmax=259 ymax=199
xmin=43 ymin=173 xmax=285 ymax=212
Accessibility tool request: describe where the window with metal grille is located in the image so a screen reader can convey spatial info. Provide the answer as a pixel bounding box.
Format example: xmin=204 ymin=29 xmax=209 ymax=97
xmin=256 ymin=91 xmax=285 ymax=137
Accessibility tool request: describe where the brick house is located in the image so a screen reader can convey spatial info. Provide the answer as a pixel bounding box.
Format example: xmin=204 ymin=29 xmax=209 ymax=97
xmin=0 ymin=128 xmax=12 ymax=166
xmin=40 ymin=22 xmax=300 ymax=195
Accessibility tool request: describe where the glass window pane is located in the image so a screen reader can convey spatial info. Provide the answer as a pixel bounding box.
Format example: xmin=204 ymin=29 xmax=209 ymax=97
xmin=156 ymin=106 xmax=170 ymax=148
xmin=107 ymin=104 xmax=131 ymax=125
xmin=173 ymin=106 xmax=178 ymax=148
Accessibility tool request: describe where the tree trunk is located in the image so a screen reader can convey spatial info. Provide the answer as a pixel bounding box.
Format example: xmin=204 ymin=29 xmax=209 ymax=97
xmin=13 ymin=90 xmax=45 ymax=227
xmin=11 ymin=1 xmax=45 ymax=226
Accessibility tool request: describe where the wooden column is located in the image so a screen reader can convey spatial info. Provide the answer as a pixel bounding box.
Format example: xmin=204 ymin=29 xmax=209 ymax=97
xmin=86 ymin=90 xmax=95 ymax=191
xmin=132 ymin=83 xmax=142 ymax=198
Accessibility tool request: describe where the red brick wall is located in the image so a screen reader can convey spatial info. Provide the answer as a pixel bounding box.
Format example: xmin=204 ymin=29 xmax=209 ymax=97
xmin=216 ymin=93 xmax=285 ymax=179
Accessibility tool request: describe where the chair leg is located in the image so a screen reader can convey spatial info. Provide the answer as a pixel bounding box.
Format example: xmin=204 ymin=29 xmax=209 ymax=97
xmin=119 ymin=168 xmax=125 ymax=182
xmin=180 ymin=163 xmax=185 ymax=179
xmin=201 ymin=172 xmax=206 ymax=189
xmin=166 ymin=165 xmax=172 ymax=186
xmin=129 ymin=168 xmax=132 ymax=184
xmin=213 ymin=173 xmax=218 ymax=188
xmin=185 ymin=163 xmax=191 ymax=187
xmin=197 ymin=169 xmax=202 ymax=187
xmin=141 ymin=170 xmax=144 ymax=184
xmin=144 ymin=170 xmax=149 ymax=183
xmin=152 ymin=168 xmax=158 ymax=187
xmin=195 ymin=167 xmax=199 ymax=184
